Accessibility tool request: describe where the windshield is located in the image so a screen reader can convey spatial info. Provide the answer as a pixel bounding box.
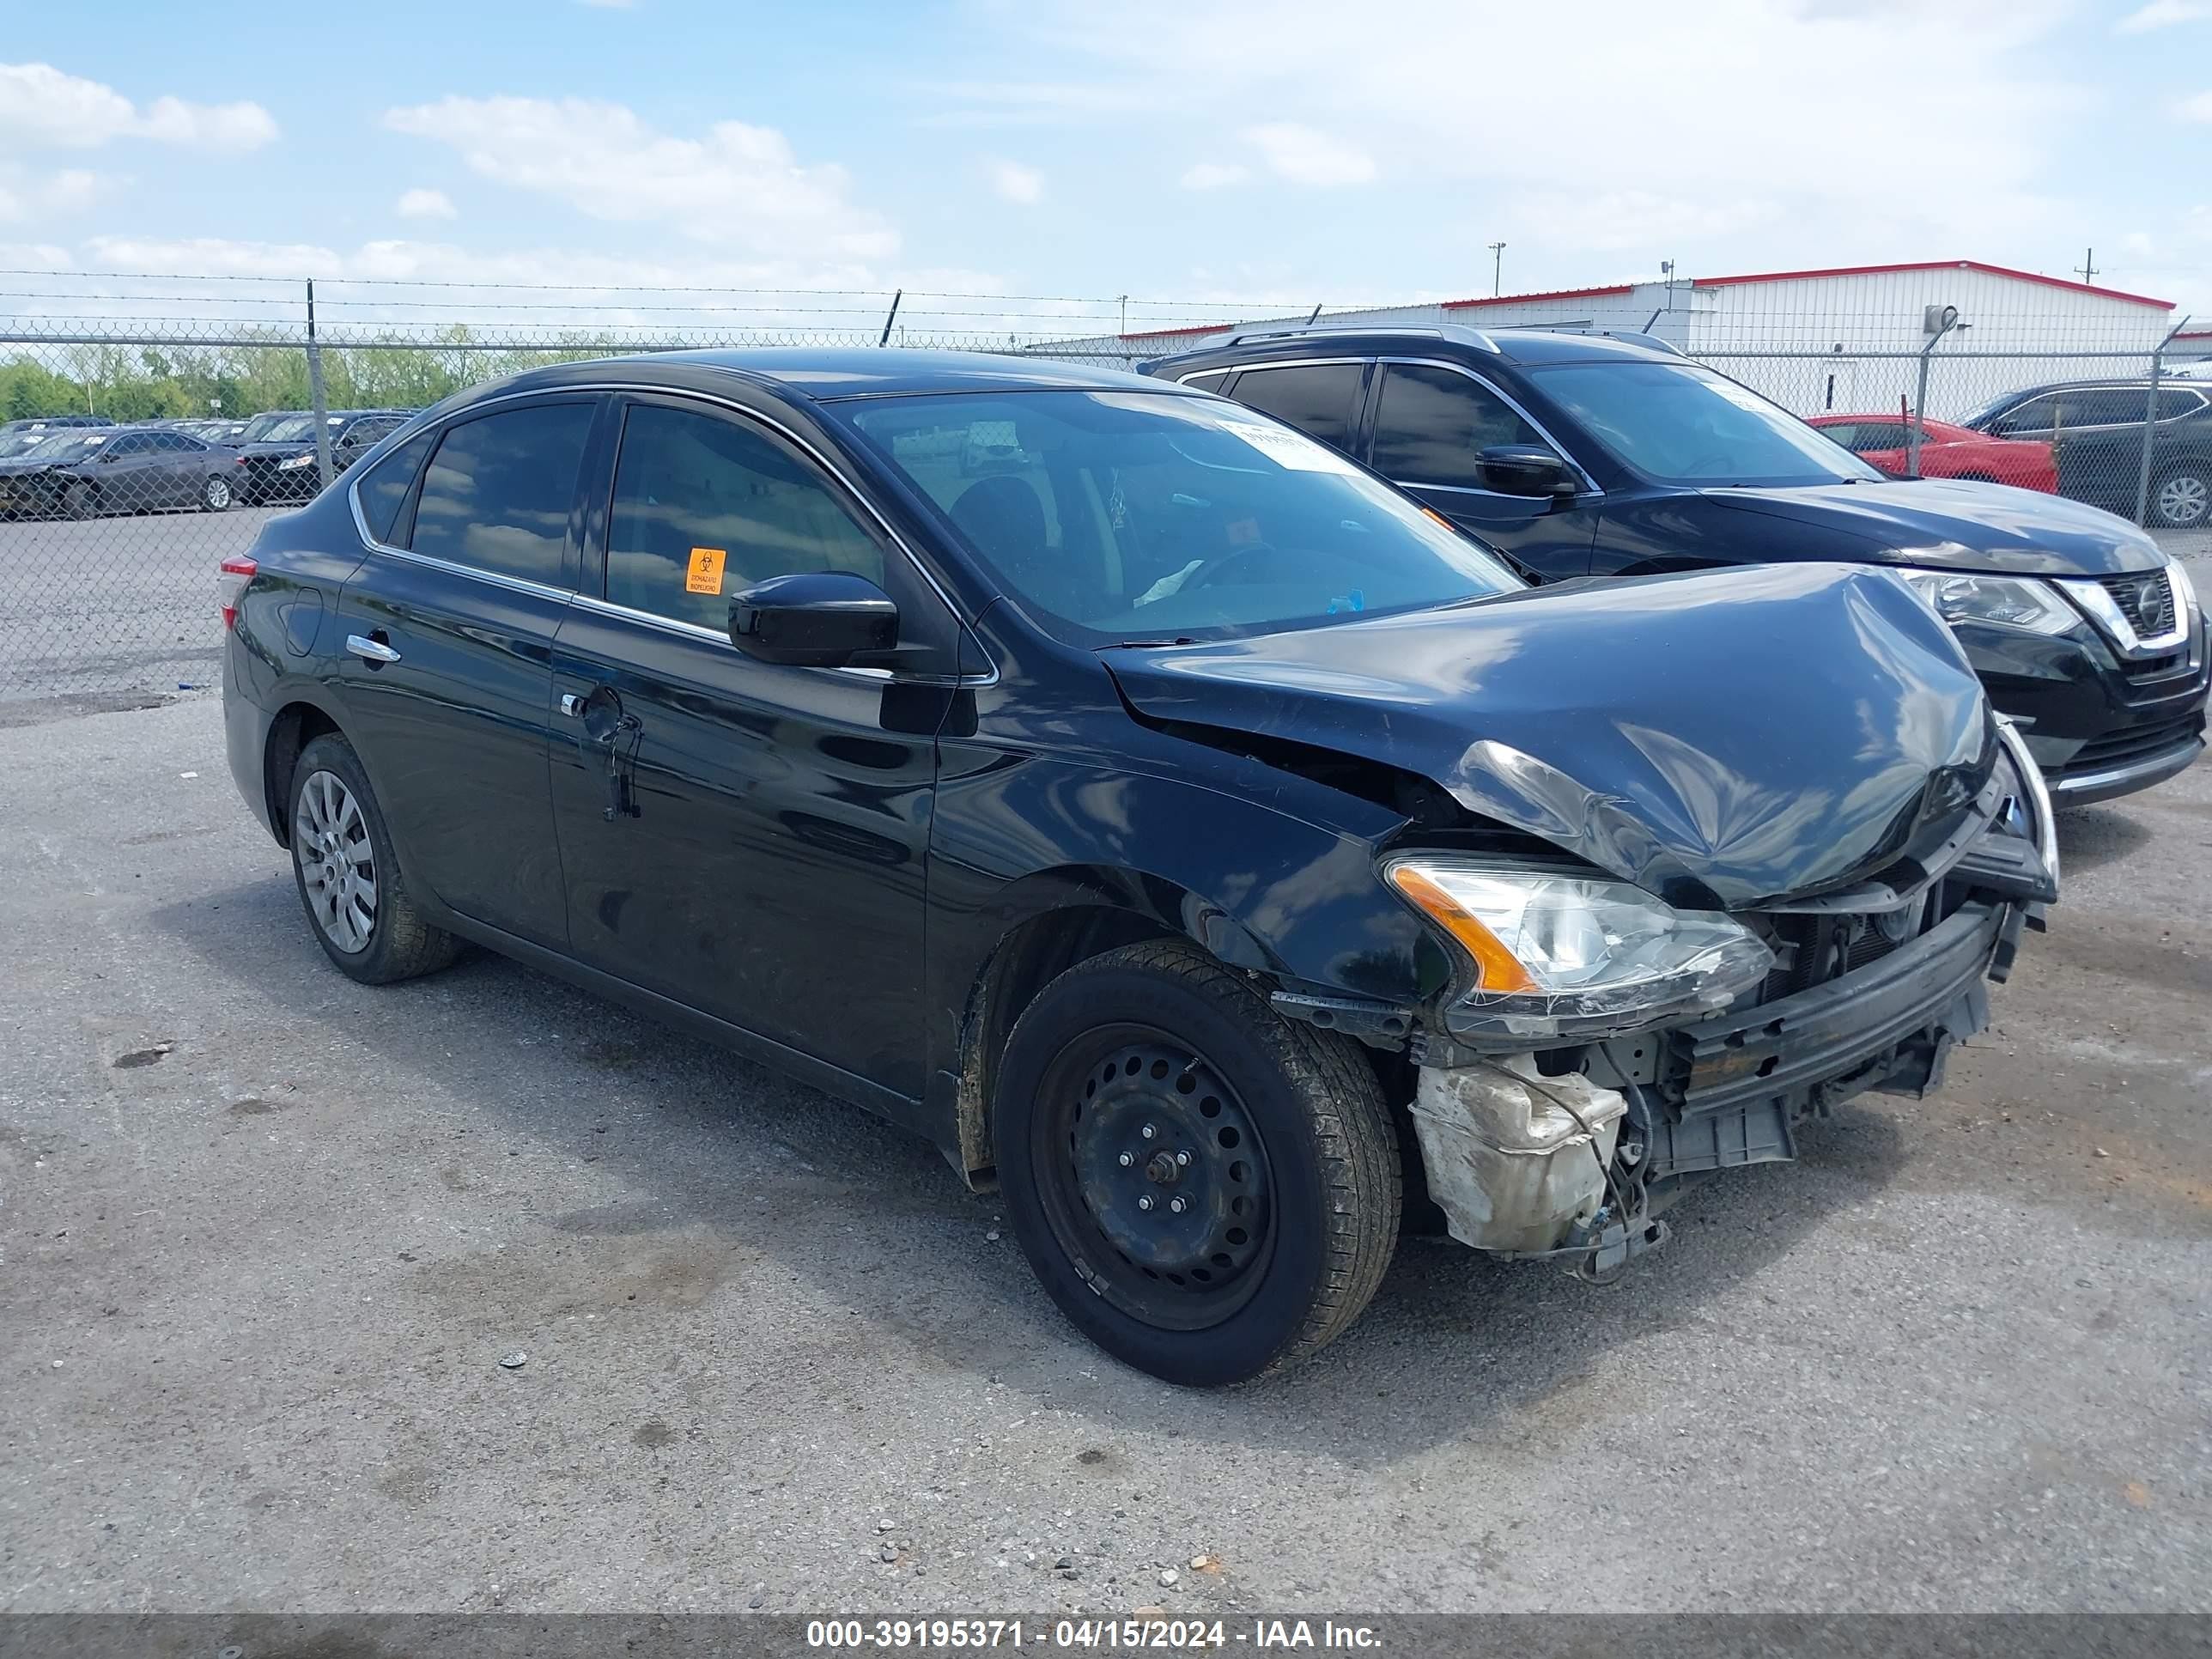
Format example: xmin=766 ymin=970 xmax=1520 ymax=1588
xmin=258 ymin=414 xmax=327 ymax=442
xmin=840 ymin=390 xmax=1522 ymax=645
xmin=1532 ymin=362 xmax=1885 ymax=487
xmin=22 ymin=431 xmax=110 ymax=461
xmin=0 ymin=432 xmax=46 ymax=459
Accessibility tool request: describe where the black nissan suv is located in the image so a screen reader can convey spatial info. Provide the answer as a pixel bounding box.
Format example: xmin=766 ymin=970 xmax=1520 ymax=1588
xmin=222 ymin=349 xmax=2056 ymax=1384
xmin=1143 ymin=325 xmax=2208 ymax=807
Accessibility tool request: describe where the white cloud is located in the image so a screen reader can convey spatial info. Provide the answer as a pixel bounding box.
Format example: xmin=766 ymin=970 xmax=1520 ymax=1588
xmin=2118 ymin=0 xmax=2209 ymax=30
xmin=1243 ymin=124 xmax=1376 ymax=187
xmin=384 ymin=95 xmax=895 ymax=260
xmin=1181 ymin=161 xmax=1249 ymax=190
xmin=396 ymin=187 xmax=458 ymax=221
xmin=1008 ymin=0 xmax=2088 ymax=259
xmin=0 ymin=63 xmax=276 ymax=152
xmin=2179 ymin=88 xmax=2212 ymax=120
xmin=1511 ymin=191 xmax=1778 ymax=254
xmin=987 ymin=159 xmax=1045 ymax=204
xmin=0 ymin=167 xmax=112 ymax=224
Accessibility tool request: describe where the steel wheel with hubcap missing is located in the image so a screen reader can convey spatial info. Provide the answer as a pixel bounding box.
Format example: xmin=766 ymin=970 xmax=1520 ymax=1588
xmin=2154 ymin=467 xmax=2209 ymax=529
xmin=1036 ymin=1027 xmax=1277 ymax=1330
xmin=295 ymin=769 xmax=377 ymax=953
xmin=993 ymin=939 xmax=1400 ymax=1386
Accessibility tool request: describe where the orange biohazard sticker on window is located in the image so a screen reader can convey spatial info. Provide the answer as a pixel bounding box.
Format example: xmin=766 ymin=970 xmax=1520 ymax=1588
xmin=685 ymin=547 xmax=726 ymax=595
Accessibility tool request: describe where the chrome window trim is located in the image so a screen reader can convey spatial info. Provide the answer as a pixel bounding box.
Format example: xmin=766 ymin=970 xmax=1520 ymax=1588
xmin=347 ymin=377 xmax=997 ymax=686
xmin=1374 ymin=356 xmax=1603 ymax=497
xmin=2057 ymin=565 xmax=2192 ymax=654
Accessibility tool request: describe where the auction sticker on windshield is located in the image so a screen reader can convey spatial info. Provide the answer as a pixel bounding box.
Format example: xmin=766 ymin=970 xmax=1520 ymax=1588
xmin=1225 ymin=421 xmax=1360 ymax=476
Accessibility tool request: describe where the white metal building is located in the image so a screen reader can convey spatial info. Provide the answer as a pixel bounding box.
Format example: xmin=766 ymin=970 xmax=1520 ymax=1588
xmin=1057 ymin=261 xmax=2179 ymax=422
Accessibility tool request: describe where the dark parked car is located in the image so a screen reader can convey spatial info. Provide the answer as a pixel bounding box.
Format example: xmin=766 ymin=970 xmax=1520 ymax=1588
xmin=1145 ymin=325 xmax=2207 ymax=806
xmin=0 ymin=413 xmax=115 ymax=441
xmin=0 ymin=424 xmax=238 ymax=518
xmin=234 ymin=409 xmax=415 ymax=504
xmin=223 ymin=350 xmax=2055 ymax=1384
xmin=1952 ymin=379 xmax=2212 ymax=530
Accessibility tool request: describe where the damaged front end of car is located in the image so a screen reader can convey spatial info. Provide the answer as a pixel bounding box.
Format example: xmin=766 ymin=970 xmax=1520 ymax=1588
xmin=1374 ymin=716 xmax=2056 ymax=1278
xmin=1109 ymin=563 xmax=2059 ymax=1281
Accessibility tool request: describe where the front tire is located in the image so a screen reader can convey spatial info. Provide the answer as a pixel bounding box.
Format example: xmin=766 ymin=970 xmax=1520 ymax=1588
xmin=63 ymin=481 xmax=95 ymax=520
xmin=288 ymin=733 xmax=459 ymax=984
xmin=2151 ymin=464 xmax=2210 ymax=529
xmin=994 ymin=940 xmax=1400 ymax=1386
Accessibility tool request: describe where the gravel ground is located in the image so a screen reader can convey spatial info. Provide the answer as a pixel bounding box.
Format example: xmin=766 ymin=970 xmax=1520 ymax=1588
xmin=1 ymin=684 xmax=2208 ymax=1616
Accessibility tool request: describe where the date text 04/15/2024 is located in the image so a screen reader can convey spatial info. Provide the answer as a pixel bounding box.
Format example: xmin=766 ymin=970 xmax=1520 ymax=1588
xmin=804 ymin=1620 xmax=1384 ymax=1650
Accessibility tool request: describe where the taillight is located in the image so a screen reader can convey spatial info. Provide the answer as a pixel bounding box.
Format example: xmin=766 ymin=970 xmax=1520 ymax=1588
xmin=220 ymin=556 xmax=257 ymax=631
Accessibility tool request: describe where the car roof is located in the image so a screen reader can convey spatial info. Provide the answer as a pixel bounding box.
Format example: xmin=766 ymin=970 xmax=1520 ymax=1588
xmin=468 ymin=348 xmax=1178 ymax=405
xmin=1146 ymin=323 xmax=1686 ymax=374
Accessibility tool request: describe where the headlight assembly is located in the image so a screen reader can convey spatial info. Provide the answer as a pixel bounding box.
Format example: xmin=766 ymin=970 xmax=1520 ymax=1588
xmin=1385 ymin=860 xmax=1775 ymax=1042
xmin=275 ymin=454 xmax=315 ymax=471
xmin=1903 ymin=569 xmax=2077 ymax=635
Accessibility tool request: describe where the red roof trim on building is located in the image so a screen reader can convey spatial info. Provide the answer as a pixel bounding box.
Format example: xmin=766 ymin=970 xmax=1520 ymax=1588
xmin=2172 ymin=329 xmax=2212 ymax=339
xmin=1440 ymin=283 xmax=1636 ymax=312
xmin=1690 ymin=260 xmax=2172 ymax=310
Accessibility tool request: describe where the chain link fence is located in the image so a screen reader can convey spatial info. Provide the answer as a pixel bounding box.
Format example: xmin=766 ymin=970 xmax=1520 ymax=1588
xmin=0 ymin=270 xmax=2203 ymax=701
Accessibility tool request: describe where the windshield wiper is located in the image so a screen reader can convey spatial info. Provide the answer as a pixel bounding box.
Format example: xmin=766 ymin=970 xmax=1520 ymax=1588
xmin=1109 ymin=637 xmax=1198 ymax=648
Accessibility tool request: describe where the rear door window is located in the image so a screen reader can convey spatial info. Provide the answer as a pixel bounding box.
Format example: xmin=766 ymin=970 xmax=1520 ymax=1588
xmin=2066 ymin=389 xmax=2146 ymax=428
xmin=1371 ymin=362 xmax=1549 ymax=489
xmin=604 ymin=400 xmax=884 ymax=629
xmin=354 ymin=429 xmax=434 ymax=545
xmin=1224 ymin=362 xmax=1364 ymax=453
xmin=405 ymin=403 xmax=594 ymax=587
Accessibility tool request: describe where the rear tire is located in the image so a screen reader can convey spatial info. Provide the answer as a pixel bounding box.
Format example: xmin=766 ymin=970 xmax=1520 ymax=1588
xmin=993 ymin=939 xmax=1400 ymax=1386
xmin=201 ymin=474 xmax=233 ymax=512
xmin=288 ymin=733 xmax=460 ymax=985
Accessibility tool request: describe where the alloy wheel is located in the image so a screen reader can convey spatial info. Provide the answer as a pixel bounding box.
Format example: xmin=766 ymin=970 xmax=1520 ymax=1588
xmin=2158 ymin=472 xmax=2209 ymax=528
xmin=294 ymin=769 xmax=378 ymax=954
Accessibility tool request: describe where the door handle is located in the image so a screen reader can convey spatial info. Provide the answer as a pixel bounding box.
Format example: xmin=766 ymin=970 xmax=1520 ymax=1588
xmin=345 ymin=633 xmax=401 ymax=665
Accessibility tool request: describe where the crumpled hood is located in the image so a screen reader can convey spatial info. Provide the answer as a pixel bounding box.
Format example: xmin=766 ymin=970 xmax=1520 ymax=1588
xmin=1103 ymin=562 xmax=1995 ymax=911
xmin=0 ymin=459 xmax=62 ymax=479
xmin=1706 ymin=478 xmax=2163 ymax=576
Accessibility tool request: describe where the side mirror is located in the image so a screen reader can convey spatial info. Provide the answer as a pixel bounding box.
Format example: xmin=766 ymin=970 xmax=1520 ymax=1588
xmin=728 ymin=570 xmax=898 ymax=668
xmin=1474 ymin=444 xmax=1575 ymax=505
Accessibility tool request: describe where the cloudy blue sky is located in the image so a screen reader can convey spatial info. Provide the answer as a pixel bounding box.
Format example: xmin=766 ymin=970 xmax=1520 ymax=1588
xmin=2 ymin=0 xmax=2209 ymax=325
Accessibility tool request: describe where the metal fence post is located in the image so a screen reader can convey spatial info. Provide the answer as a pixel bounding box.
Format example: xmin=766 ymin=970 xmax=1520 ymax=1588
xmin=306 ymin=279 xmax=332 ymax=489
xmin=1909 ymin=307 xmax=1960 ymax=478
xmin=2135 ymin=314 xmax=2191 ymax=526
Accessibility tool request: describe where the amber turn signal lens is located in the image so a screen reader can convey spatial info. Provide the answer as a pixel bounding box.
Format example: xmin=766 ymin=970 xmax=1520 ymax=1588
xmin=1386 ymin=864 xmax=1539 ymax=994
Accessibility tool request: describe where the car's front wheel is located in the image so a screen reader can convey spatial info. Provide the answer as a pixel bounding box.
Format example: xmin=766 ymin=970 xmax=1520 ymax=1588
xmin=288 ymin=733 xmax=459 ymax=984
xmin=2152 ymin=464 xmax=2211 ymax=529
xmin=994 ymin=939 xmax=1401 ymax=1386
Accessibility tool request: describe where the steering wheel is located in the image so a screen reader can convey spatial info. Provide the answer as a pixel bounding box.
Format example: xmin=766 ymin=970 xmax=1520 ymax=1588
xmin=1182 ymin=541 xmax=1281 ymax=591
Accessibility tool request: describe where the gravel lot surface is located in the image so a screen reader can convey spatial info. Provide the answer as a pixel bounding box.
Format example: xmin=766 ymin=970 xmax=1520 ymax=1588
xmin=0 ymin=522 xmax=2207 ymax=1618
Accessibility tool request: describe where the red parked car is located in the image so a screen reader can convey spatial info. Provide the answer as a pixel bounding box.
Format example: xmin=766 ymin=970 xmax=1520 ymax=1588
xmin=1808 ymin=413 xmax=2058 ymax=493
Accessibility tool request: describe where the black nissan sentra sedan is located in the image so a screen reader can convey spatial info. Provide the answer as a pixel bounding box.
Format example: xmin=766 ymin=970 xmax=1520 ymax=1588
xmin=222 ymin=351 xmax=2057 ymax=1385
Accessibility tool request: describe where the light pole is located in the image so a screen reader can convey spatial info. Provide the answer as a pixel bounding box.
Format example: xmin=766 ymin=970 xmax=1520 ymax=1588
xmin=1486 ymin=242 xmax=1506 ymax=297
